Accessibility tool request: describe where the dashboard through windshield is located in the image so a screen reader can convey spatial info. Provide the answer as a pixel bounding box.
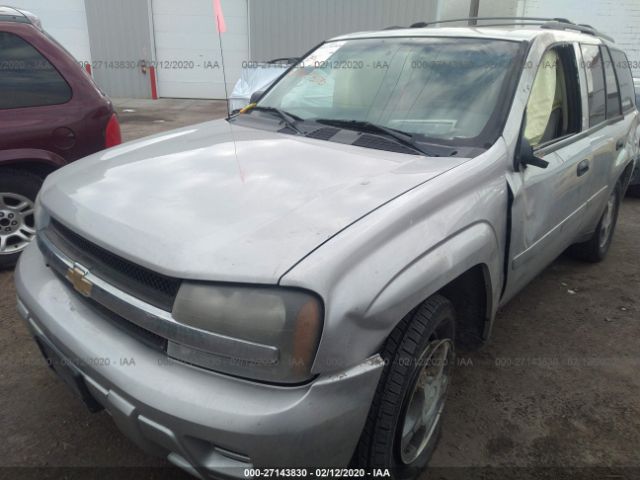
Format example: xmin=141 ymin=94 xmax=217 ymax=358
xmin=254 ymin=36 xmax=525 ymax=149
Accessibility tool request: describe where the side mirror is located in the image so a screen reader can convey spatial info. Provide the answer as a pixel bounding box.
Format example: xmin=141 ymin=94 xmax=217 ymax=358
xmin=517 ymin=137 xmax=549 ymax=170
xmin=249 ymin=90 xmax=265 ymax=105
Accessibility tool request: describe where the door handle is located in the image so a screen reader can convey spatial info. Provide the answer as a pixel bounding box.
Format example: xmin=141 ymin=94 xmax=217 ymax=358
xmin=616 ymin=139 xmax=624 ymax=151
xmin=577 ymin=159 xmax=590 ymax=177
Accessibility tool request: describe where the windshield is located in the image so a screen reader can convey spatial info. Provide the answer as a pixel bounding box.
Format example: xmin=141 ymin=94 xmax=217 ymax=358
xmin=257 ymin=37 xmax=525 ymax=148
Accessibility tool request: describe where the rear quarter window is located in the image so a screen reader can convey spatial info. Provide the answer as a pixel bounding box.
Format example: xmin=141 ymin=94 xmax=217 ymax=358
xmin=609 ymin=49 xmax=636 ymax=112
xmin=0 ymin=31 xmax=71 ymax=109
xmin=601 ymin=47 xmax=622 ymax=119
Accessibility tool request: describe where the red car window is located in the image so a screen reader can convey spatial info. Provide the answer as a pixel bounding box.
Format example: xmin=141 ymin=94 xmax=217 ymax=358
xmin=0 ymin=31 xmax=71 ymax=109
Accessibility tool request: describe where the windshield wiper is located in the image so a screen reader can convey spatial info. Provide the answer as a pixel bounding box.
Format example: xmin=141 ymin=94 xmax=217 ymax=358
xmin=251 ymin=106 xmax=305 ymax=135
xmin=314 ymin=119 xmax=438 ymax=156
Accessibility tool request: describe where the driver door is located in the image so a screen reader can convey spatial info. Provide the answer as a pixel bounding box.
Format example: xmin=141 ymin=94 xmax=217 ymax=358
xmin=506 ymin=43 xmax=593 ymax=298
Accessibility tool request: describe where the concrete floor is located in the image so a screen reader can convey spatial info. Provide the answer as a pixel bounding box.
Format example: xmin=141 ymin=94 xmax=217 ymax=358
xmin=1 ymin=99 xmax=639 ymax=479
xmin=113 ymin=98 xmax=230 ymax=142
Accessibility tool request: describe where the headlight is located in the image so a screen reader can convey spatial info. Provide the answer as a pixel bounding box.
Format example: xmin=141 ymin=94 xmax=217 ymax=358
xmin=171 ymin=283 xmax=323 ymax=383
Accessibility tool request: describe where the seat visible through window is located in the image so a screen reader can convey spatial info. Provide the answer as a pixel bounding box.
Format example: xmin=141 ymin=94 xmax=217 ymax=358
xmin=524 ymin=46 xmax=578 ymax=147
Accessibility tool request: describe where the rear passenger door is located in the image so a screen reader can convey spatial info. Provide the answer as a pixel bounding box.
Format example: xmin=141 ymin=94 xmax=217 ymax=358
xmin=554 ymin=43 xmax=612 ymax=237
xmin=578 ymin=44 xmax=632 ymax=232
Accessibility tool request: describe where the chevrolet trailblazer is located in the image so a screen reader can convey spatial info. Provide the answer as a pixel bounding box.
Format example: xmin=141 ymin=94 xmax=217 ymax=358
xmin=15 ymin=17 xmax=638 ymax=479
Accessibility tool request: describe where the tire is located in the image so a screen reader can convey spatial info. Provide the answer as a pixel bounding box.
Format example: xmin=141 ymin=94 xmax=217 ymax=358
xmin=568 ymin=182 xmax=621 ymax=263
xmin=354 ymin=294 xmax=456 ymax=479
xmin=0 ymin=169 xmax=42 ymax=269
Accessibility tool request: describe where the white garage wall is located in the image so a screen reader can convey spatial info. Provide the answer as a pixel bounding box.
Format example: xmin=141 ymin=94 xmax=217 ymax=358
xmin=152 ymin=0 xmax=249 ymax=99
xmin=517 ymin=0 xmax=640 ymax=76
xmin=8 ymin=0 xmax=92 ymax=64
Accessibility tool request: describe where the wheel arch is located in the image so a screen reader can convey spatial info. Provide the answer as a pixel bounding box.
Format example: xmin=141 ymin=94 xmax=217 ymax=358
xmin=620 ymin=159 xmax=635 ymax=192
xmin=362 ymin=222 xmax=501 ymax=354
xmin=0 ymin=149 xmax=67 ymax=179
xmin=438 ymin=264 xmax=492 ymax=350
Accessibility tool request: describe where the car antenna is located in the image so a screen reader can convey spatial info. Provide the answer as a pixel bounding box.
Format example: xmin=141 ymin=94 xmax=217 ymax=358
xmin=213 ymin=0 xmax=231 ymax=118
xmin=213 ymin=0 xmax=243 ymax=181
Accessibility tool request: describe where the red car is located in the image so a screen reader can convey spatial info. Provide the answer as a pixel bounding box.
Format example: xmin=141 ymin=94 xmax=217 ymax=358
xmin=0 ymin=6 xmax=120 ymax=268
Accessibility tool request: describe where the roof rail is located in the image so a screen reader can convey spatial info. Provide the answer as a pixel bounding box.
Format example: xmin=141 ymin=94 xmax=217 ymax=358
xmin=0 ymin=6 xmax=30 ymax=23
xmin=16 ymin=8 xmax=43 ymax=29
xmin=404 ymin=16 xmax=614 ymax=43
xmin=414 ymin=16 xmax=573 ymax=26
xmin=539 ymin=21 xmax=613 ymax=42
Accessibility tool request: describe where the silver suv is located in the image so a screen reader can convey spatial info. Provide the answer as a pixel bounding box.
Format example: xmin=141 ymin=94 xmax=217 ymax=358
xmin=15 ymin=18 xmax=639 ymax=479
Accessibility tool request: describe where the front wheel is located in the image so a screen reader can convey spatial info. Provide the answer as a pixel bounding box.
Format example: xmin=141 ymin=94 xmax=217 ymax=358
xmin=0 ymin=169 xmax=42 ymax=269
xmin=354 ymin=294 xmax=456 ymax=479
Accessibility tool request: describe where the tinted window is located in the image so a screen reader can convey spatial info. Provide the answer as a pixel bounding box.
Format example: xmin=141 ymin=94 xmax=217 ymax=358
xmin=580 ymin=44 xmax=606 ymax=126
xmin=610 ymin=49 xmax=636 ymax=112
xmin=601 ymin=47 xmax=621 ymax=118
xmin=0 ymin=31 xmax=71 ymax=109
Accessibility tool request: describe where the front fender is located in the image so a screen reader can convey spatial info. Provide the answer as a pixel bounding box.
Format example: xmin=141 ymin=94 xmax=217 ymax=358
xmin=280 ymin=154 xmax=510 ymax=374
xmin=363 ymin=222 xmax=499 ymax=330
xmin=281 ymin=141 xmax=511 ymax=374
xmin=293 ymin=219 xmax=502 ymax=375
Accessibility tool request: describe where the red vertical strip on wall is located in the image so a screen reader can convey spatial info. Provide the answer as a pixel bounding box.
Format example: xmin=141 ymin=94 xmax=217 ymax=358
xmin=84 ymin=63 xmax=92 ymax=76
xmin=149 ymin=66 xmax=158 ymax=100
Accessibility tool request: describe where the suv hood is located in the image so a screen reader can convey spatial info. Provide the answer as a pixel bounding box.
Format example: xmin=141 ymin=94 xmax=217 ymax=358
xmin=40 ymin=120 xmax=468 ymax=283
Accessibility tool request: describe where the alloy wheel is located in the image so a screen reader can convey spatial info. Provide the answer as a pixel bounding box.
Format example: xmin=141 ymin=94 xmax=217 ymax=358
xmin=598 ymin=191 xmax=617 ymax=249
xmin=0 ymin=192 xmax=36 ymax=255
xmin=399 ymin=338 xmax=454 ymax=464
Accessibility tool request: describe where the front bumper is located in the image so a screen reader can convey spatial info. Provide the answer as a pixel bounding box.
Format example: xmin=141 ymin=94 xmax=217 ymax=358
xmin=15 ymin=244 xmax=383 ymax=478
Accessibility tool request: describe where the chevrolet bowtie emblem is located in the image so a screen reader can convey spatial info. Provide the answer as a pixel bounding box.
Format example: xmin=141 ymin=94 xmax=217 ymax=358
xmin=66 ymin=264 xmax=93 ymax=297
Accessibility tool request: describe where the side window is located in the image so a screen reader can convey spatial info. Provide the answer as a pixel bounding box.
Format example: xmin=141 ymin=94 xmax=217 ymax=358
xmin=610 ymin=49 xmax=636 ymax=112
xmin=580 ymin=44 xmax=606 ymax=126
xmin=524 ymin=45 xmax=581 ymax=148
xmin=0 ymin=31 xmax=71 ymax=110
xmin=601 ymin=47 xmax=622 ymax=119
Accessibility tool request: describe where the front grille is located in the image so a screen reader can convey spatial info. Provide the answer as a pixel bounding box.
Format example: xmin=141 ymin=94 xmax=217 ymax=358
xmin=47 ymin=219 xmax=181 ymax=311
xmin=83 ymin=294 xmax=168 ymax=352
xmin=48 ymin=262 xmax=169 ymax=352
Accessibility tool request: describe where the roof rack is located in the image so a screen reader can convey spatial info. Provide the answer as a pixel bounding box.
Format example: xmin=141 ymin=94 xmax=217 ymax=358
xmin=397 ymin=16 xmax=614 ymax=43
xmin=0 ymin=6 xmax=29 ymax=24
xmin=539 ymin=21 xmax=613 ymax=42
